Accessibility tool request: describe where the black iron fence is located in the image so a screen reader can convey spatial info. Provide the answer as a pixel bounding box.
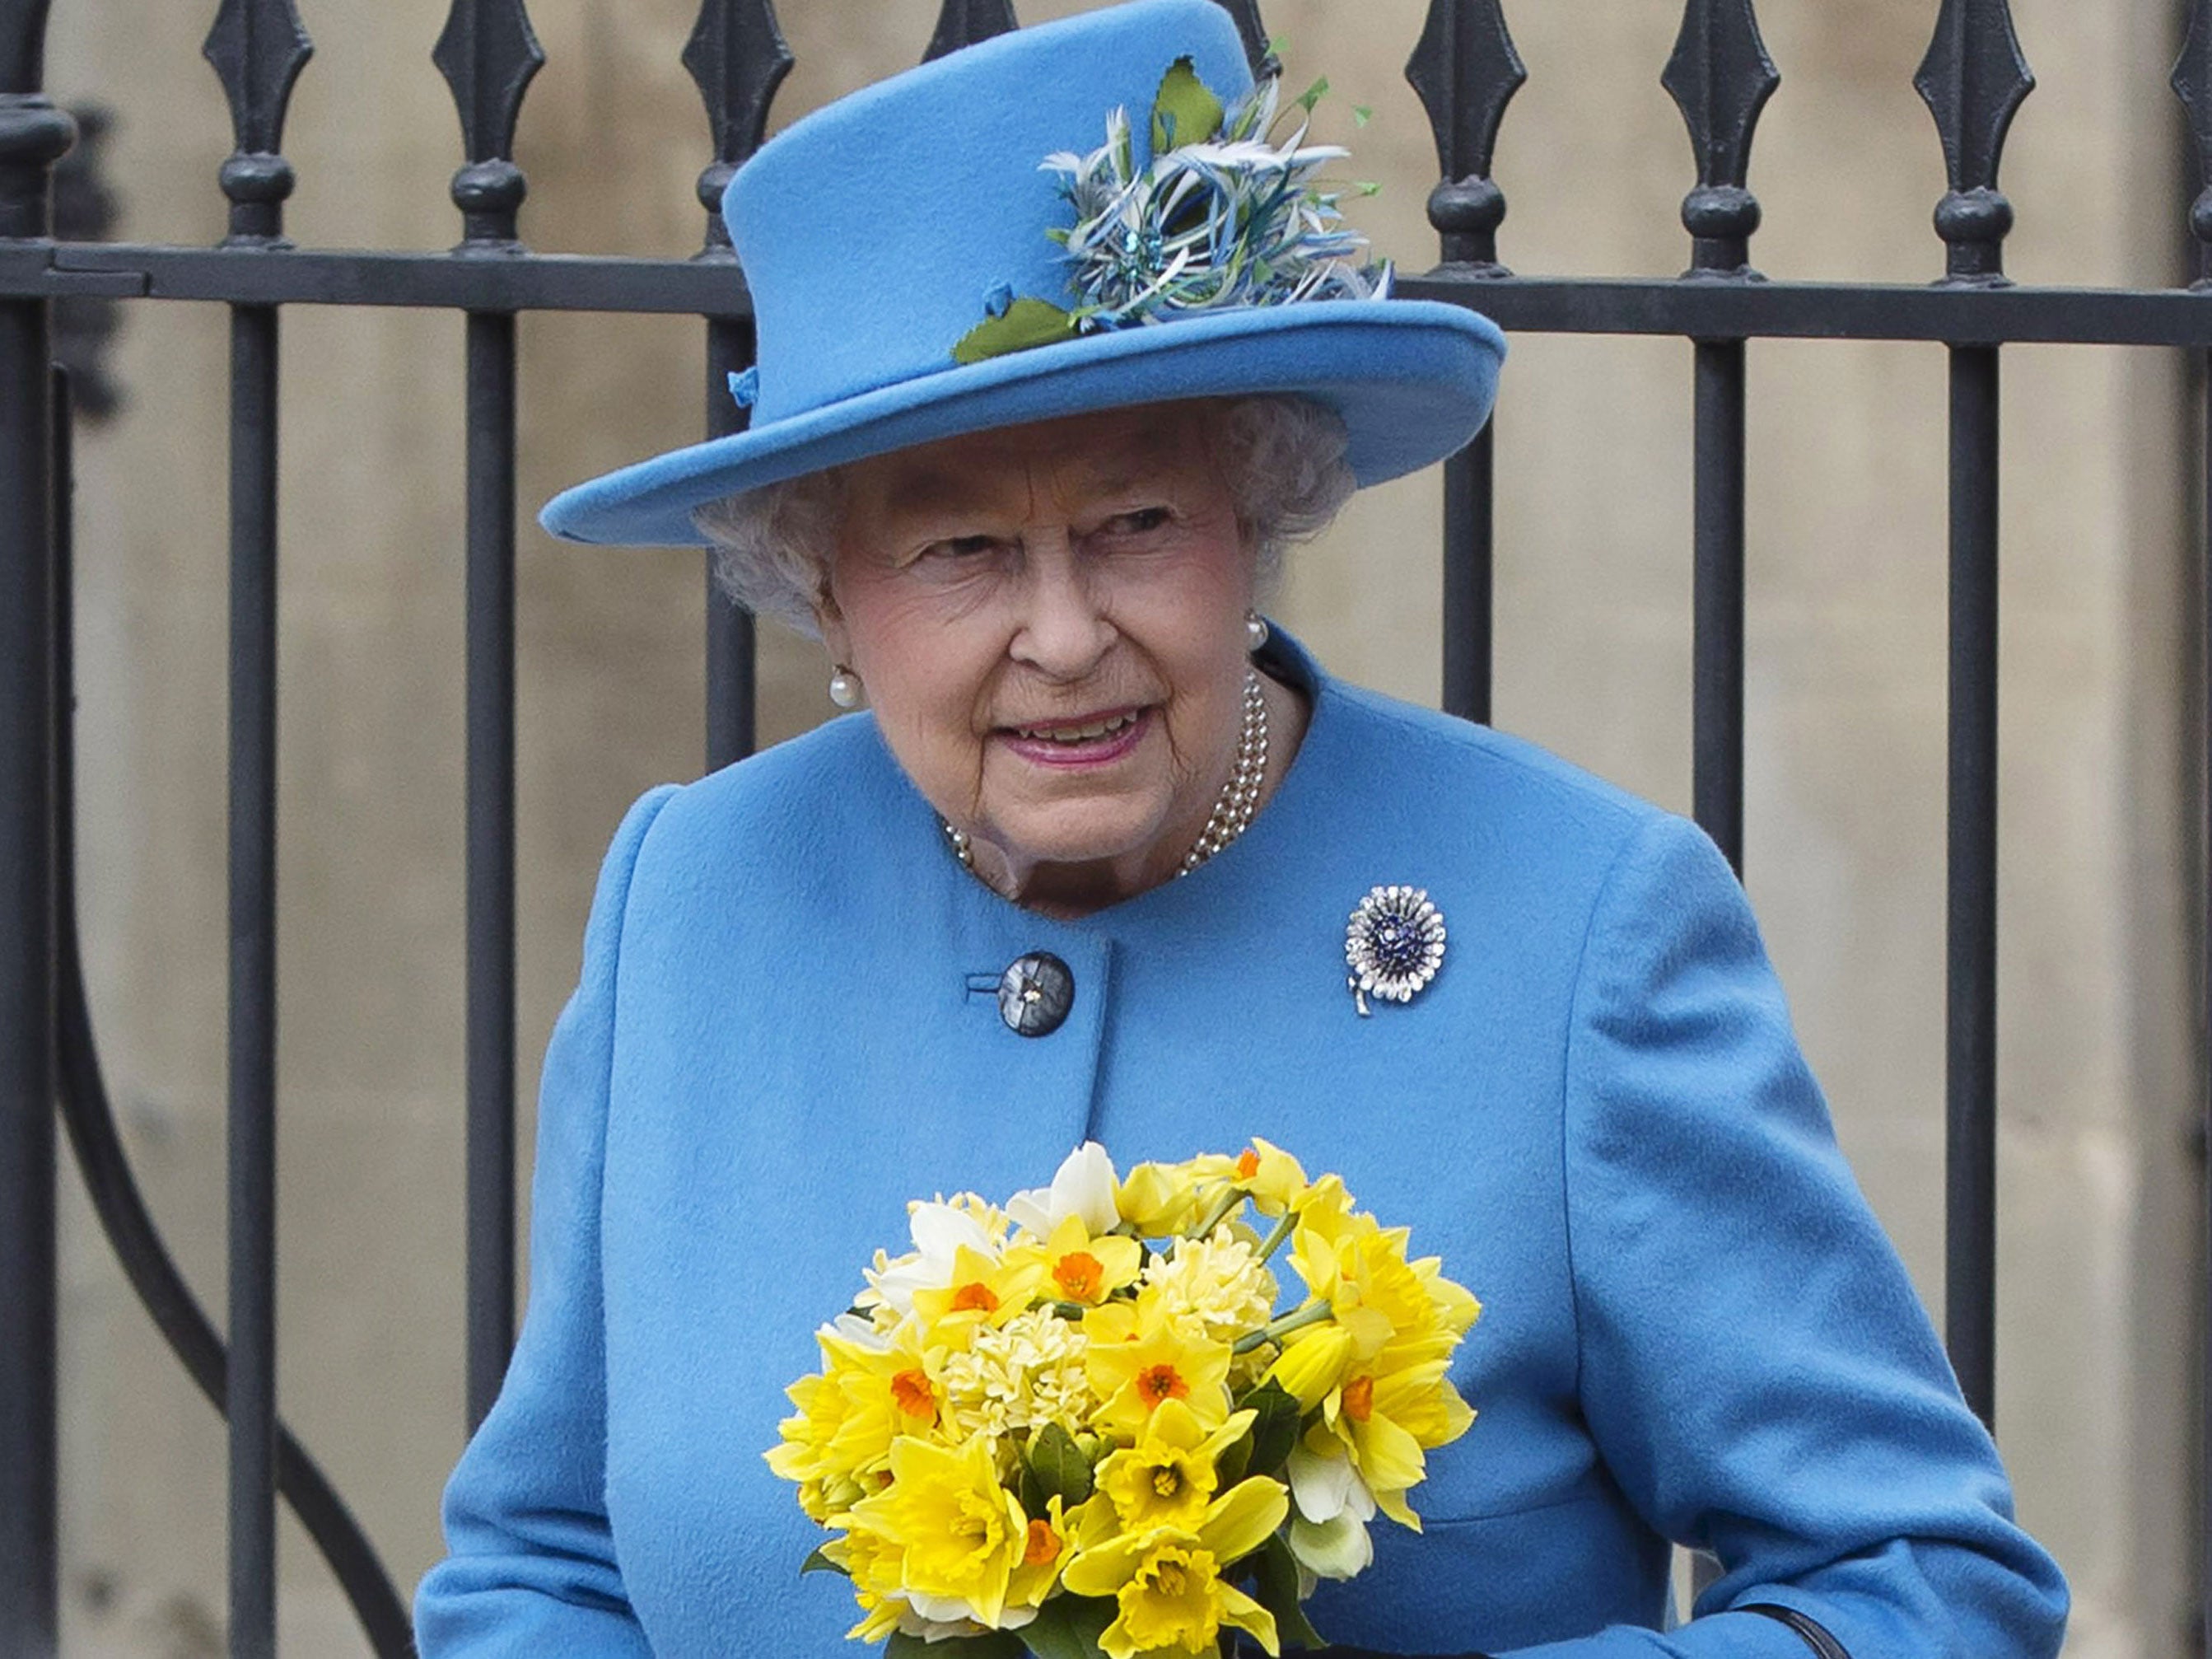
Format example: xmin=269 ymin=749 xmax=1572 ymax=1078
xmin=0 ymin=0 xmax=2205 ymax=1654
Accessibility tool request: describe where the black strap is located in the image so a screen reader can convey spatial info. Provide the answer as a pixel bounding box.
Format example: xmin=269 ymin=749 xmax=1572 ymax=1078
xmin=1743 ymin=1604 xmax=1852 ymax=1659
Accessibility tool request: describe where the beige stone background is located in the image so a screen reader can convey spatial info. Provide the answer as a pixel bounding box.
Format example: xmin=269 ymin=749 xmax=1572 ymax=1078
xmin=32 ymin=0 xmax=2202 ymax=1652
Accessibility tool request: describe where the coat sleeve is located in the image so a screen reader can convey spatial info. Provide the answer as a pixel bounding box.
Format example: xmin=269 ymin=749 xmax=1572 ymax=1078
xmin=1499 ymin=813 xmax=2068 ymax=1659
xmin=413 ymin=784 xmax=679 ymax=1657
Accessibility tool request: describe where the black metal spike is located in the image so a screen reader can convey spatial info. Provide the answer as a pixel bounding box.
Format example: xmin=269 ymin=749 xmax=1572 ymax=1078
xmin=684 ymin=0 xmax=791 ymax=248
xmin=434 ymin=0 xmax=544 ymax=165
xmin=203 ymin=0 xmax=311 ymax=157
xmin=1207 ymin=0 xmax=1272 ymax=76
xmin=435 ymin=0 xmax=544 ymax=245
xmin=1662 ymin=0 xmax=1778 ymax=275
xmin=1914 ymin=0 xmax=2032 ymax=282
xmin=1406 ymin=0 xmax=1525 ymax=270
xmin=2171 ymin=0 xmax=2212 ymax=281
xmin=924 ymin=0 xmax=1017 ymax=62
xmin=203 ymin=0 xmax=312 ymax=242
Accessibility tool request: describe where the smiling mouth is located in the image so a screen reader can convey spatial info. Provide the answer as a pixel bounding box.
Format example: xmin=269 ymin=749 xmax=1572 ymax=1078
xmin=1007 ymin=709 xmax=1143 ymax=745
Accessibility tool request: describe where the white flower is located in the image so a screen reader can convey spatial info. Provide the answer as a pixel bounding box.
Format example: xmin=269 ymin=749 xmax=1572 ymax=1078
xmin=1289 ymin=1511 xmax=1374 ymax=1581
xmin=864 ymin=1196 xmax=1001 ymax=1316
xmin=1005 ymin=1141 xmax=1119 ymax=1240
xmin=1287 ymin=1442 xmax=1377 ymax=1525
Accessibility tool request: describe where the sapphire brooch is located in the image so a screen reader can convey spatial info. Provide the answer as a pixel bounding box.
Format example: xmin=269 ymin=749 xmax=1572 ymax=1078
xmin=1345 ymin=886 xmax=1447 ymax=1016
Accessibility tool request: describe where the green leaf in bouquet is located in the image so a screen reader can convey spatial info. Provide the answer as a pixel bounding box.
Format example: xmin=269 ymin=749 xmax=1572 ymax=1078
xmin=1027 ymin=1422 xmax=1095 ymax=1507
xmin=1151 ymin=55 xmax=1225 ymax=151
xmin=1234 ymin=1380 xmax=1304 ymax=1478
xmin=1018 ymin=1593 xmax=1115 ymax=1659
xmin=799 ymin=1545 xmax=849 ymax=1577
xmin=1253 ymin=1535 xmax=1327 ymax=1652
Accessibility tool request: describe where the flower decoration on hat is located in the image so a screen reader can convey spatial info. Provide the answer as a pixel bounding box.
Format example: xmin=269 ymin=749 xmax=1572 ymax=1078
xmin=954 ymin=58 xmax=1390 ymax=365
xmin=1345 ymin=886 xmax=1446 ymax=1016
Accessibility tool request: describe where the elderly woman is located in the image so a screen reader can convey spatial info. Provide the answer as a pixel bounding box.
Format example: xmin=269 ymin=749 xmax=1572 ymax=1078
xmin=413 ymin=3 xmax=2066 ymax=1656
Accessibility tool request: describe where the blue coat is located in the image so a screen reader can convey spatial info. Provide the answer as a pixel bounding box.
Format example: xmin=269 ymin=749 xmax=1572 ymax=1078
xmin=415 ymin=636 xmax=2066 ymax=1658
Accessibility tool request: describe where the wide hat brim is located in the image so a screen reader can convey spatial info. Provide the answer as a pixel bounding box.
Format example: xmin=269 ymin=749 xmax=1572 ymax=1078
xmin=539 ymin=299 xmax=1505 ymax=548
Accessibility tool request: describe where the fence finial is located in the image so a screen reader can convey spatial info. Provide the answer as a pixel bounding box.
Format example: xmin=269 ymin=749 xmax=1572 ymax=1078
xmin=1663 ymin=0 xmax=1778 ymax=278
xmin=2170 ymin=0 xmax=2212 ymax=283
xmin=685 ymin=0 xmax=793 ymax=253
xmin=435 ymin=0 xmax=545 ymax=247
xmin=203 ymin=0 xmax=312 ymax=245
xmin=1407 ymin=0 xmax=1525 ymax=272
xmin=1915 ymin=0 xmax=2034 ymax=285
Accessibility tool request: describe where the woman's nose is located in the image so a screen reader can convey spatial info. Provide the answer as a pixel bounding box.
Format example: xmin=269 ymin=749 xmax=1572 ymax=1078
xmin=1010 ymin=539 xmax=1113 ymax=680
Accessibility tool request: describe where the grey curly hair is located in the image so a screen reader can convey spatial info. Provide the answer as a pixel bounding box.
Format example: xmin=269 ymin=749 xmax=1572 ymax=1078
xmin=691 ymin=395 xmax=1356 ymax=637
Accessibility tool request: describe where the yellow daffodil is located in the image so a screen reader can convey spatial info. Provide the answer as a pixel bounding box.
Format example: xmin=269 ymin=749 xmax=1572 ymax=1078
xmin=844 ymin=1434 xmax=1029 ymax=1629
xmin=1061 ymin=1476 xmax=1289 ymax=1659
xmin=1095 ymin=1397 xmax=1255 ymax=1534
xmin=766 ymin=1320 xmax=941 ymax=1521
xmin=1233 ymin=1138 xmax=1310 ymax=1217
xmin=1016 ymin=1212 xmax=1143 ymax=1308
xmin=1116 ymin=1160 xmax=1208 ymax=1235
xmin=1316 ymin=1356 xmax=1476 ymax=1530
xmin=1084 ymin=1301 xmax=1233 ymax=1439
xmin=1006 ymin=1493 xmax=1071 ymax=1614
xmin=1264 ymin=1322 xmax=1356 ymax=1412
xmin=911 ymin=1243 xmax=1045 ymax=1335
xmin=1142 ymin=1228 xmax=1277 ymax=1347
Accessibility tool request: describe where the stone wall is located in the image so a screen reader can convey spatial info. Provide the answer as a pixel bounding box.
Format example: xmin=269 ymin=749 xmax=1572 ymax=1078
xmin=40 ymin=0 xmax=2199 ymax=1652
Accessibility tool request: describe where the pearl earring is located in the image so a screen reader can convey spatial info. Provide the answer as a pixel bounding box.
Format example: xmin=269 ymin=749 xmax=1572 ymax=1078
xmin=1244 ymin=610 xmax=1270 ymax=652
xmin=828 ymin=666 xmax=863 ymax=709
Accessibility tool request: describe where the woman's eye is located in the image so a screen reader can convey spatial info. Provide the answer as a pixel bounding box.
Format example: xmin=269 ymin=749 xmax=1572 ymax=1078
xmin=1102 ymin=507 xmax=1173 ymax=536
xmin=921 ymin=534 xmax=1002 ymax=560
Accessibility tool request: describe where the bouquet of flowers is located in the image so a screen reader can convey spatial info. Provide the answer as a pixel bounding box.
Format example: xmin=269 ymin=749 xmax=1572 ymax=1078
xmin=766 ymin=1141 xmax=1482 ymax=1657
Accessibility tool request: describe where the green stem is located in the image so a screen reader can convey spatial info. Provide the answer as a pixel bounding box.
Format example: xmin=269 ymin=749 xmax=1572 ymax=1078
xmin=1254 ymin=1210 xmax=1297 ymax=1266
xmin=1190 ymin=1183 xmax=1246 ymax=1240
xmin=1233 ymin=1299 xmax=1331 ymax=1356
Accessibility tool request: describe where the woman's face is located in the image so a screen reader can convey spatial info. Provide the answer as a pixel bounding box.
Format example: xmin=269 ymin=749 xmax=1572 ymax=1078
xmin=818 ymin=403 xmax=1258 ymax=907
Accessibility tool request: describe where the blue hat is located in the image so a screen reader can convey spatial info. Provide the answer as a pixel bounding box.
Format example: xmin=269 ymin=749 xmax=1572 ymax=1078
xmin=540 ymin=0 xmax=1505 ymax=548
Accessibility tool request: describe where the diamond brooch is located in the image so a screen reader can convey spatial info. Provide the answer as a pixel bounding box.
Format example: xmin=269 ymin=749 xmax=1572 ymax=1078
xmin=1345 ymin=886 xmax=1446 ymax=1016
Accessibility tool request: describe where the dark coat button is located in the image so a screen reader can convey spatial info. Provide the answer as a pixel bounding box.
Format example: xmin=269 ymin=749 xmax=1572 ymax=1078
xmin=998 ymin=952 xmax=1075 ymax=1037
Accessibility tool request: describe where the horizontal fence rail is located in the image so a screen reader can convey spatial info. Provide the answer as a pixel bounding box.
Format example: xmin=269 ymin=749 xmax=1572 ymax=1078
xmin=2 ymin=0 xmax=2210 ymax=1653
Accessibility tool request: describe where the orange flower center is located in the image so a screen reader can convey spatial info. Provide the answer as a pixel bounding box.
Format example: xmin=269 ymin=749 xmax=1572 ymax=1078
xmin=889 ymin=1368 xmax=936 ymax=1421
xmin=1342 ymin=1374 xmax=1375 ymax=1423
xmin=1024 ymin=1518 xmax=1062 ymax=1566
xmin=1136 ymin=1363 xmax=1188 ymax=1409
xmin=1052 ymin=1251 xmax=1104 ymax=1301
xmin=950 ymin=1282 xmax=1001 ymax=1314
xmin=1236 ymin=1147 xmax=1261 ymax=1180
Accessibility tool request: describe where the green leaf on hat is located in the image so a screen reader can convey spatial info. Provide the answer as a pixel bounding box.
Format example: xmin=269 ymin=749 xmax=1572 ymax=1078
xmin=951 ymin=297 xmax=1080 ymax=365
xmin=1296 ymin=76 xmax=1329 ymax=115
xmin=1151 ymin=54 xmax=1225 ymax=152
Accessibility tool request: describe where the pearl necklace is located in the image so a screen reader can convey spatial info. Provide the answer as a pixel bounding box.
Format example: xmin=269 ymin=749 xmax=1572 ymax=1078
xmin=944 ymin=667 xmax=1272 ymax=884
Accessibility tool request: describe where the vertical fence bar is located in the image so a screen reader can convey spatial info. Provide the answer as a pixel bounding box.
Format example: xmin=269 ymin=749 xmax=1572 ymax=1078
xmin=1943 ymin=342 xmax=2001 ymax=1427
xmin=1915 ymin=0 xmax=2031 ymax=1432
xmin=1664 ymin=0 xmax=1777 ymax=877
xmin=924 ymin=0 xmax=1015 ymax=61
xmin=462 ymin=308 xmax=520 ymax=1426
xmin=1690 ymin=343 xmax=1747 ymax=869
xmin=2169 ymin=19 xmax=2212 ymax=1649
xmin=203 ymin=2 xmax=310 ymax=1646
xmin=436 ymin=0 xmax=544 ymax=1432
xmin=684 ymin=0 xmax=788 ymax=770
xmin=0 ymin=4 xmax=71 ymax=1644
xmin=1407 ymin=0 xmax=1524 ymax=725
xmin=225 ymin=293 xmax=282 ymax=1659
